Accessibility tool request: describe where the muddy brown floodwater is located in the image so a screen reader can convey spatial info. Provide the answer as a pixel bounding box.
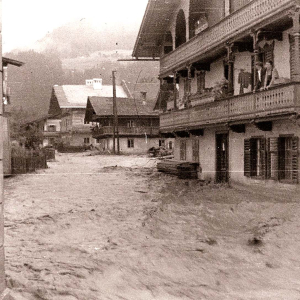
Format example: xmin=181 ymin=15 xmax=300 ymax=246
xmin=4 ymin=152 xmax=300 ymax=300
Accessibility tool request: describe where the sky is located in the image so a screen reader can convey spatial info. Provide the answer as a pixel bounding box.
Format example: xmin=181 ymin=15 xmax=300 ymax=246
xmin=2 ymin=0 xmax=148 ymax=53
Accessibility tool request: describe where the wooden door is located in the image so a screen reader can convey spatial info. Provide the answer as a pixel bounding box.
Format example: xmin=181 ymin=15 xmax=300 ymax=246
xmin=216 ymin=133 xmax=229 ymax=183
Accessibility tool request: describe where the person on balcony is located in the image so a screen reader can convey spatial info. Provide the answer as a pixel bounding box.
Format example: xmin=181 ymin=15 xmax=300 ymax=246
xmin=263 ymin=60 xmax=279 ymax=90
xmin=254 ymin=61 xmax=266 ymax=92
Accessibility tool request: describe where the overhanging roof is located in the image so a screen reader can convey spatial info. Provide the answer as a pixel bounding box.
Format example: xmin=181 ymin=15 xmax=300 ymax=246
xmin=2 ymin=57 xmax=24 ymax=67
xmin=132 ymin=0 xmax=179 ymax=58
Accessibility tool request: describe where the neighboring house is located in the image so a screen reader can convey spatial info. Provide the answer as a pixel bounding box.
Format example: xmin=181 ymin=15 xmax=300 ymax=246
xmin=2 ymin=57 xmax=24 ymax=175
xmin=43 ymin=116 xmax=61 ymax=147
xmin=133 ymin=0 xmax=300 ymax=185
xmin=84 ymin=96 xmax=169 ymax=154
xmin=47 ymin=78 xmax=128 ymax=147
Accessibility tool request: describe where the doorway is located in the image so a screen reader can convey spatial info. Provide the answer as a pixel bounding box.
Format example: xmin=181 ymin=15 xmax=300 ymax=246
xmin=216 ymin=133 xmax=229 ymax=183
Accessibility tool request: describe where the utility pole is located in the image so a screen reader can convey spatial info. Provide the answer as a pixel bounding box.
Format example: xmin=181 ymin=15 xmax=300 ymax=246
xmin=112 ymin=70 xmax=120 ymax=154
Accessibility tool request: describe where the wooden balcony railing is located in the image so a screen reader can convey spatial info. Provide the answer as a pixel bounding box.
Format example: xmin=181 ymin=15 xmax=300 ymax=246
xmin=43 ymin=131 xmax=61 ymax=137
xmin=160 ymin=83 xmax=300 ymax=131
xmin=160 ymin=0 xmax=295 ymax=75
xmin=92 ymin=126 xmax=160 ymax=137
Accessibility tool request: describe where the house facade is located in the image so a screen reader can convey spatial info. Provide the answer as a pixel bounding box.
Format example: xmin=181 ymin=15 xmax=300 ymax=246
xmin=85 ymin=96 xmax=170 ymax=154
xmin=133 ymin=0 xmax=300 ymax=185
xmin=47 ymin=78 xmax=129 ymax=147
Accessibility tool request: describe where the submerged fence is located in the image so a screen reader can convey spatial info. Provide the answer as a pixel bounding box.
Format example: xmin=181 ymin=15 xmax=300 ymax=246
xmin=11 ymin=152 xmax=47 ymax=175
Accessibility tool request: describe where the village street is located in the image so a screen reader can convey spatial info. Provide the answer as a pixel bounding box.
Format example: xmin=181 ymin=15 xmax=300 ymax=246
xmin=3 ymin=153 xmax=300 ymax=300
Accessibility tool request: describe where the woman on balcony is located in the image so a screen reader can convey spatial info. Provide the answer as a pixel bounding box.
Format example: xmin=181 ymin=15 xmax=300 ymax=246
xmin=264 ymin=60 xmax=279 ymax=90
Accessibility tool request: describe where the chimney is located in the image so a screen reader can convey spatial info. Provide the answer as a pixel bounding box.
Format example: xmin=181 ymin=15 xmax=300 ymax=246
xmin=85 ymin=79 xmax=93 ymax=86
xmin=93 ymin=78 xmax=103 ymax=90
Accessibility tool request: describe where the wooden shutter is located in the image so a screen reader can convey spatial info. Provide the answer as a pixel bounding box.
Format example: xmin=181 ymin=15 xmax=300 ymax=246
xmin=267 ymin=137 xmax=279 ymax=180
xmin=244 ymin=139 xmax=251 ymax=177
xmin=291 ymin=136 xmax=299 ymax=184
xmin=192 ymin=139 xmax=199 ymax=162
xmin=259 ymin=138 xmax=267 ymax=179
xmin=180 ymin=140 xmax=186 ymax=161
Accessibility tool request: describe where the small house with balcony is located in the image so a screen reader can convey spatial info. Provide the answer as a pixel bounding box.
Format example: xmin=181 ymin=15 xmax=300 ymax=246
xmin=133 ymin=0 xmax=300 ymax=185
xmin=84 ymin=96 xmax=165 ymax=154
xmin=47 ymin=78 xmax=129 ymax=147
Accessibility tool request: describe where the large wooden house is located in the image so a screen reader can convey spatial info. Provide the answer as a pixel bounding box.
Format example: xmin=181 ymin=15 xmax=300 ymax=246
xmin=84 ymin=96 xmax=166 ymax=154
xmin=133 ymin=0 xmax=300 ymax=185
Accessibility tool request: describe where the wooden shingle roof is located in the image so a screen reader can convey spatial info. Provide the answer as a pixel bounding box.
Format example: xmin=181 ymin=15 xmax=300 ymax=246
xmin=85 ymin=96 xmax=158 ymax=122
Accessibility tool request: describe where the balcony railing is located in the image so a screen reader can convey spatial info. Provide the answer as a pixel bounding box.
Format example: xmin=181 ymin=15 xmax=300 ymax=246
xmin=160 ymin=83 xmax=300 ymax=131
xmin=160 ymin=0 xmax=295 ymax=75
xmin=92 ymin=126 xmax=160 ymax=137
xmin=43 ymin=131 xmax=61 ymax=137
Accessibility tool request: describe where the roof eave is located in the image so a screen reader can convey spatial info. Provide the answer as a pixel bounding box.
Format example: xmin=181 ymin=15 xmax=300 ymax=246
xmin=132 ymin=0 xmax=153 ymax=58
xmin=2 ymin=57 xmax=24 ymax=67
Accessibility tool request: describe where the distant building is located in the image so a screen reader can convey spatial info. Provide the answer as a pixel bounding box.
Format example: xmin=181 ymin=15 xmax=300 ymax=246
xmin=2 ymin=57 xmax=24 ymax=175
xmin=84 ymin=95 xmax=172 ymax=154
xmin=47 ymin=78 xmax=128 ymax=147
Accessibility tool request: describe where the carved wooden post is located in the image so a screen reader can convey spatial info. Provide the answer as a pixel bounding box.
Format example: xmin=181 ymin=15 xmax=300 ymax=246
xmin=250 ymin=30 xmax=261 ymax=90
xmin=187 ymin=65 xmax=192 ymax=95
xmin=159 ymin=78 xmax=163 ymax=111
xmin=290 ymin=7 xmax=300 ymax=81
xmin=226 ymin=43 xmax=234 ymax=96
xmin=173 ymin=71 xmax=177 ymax=110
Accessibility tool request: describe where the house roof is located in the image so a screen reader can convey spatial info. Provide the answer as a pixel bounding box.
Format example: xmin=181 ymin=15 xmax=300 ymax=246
xmin=2 ymin=57 xmax=24 ymax=67
xmin=123 ymin=81 xmax=160 ymax=101
xmin=53 ymin=84 xmax=128 ymax=109
xmin=132 ymin=0 xmax=179 ymax=58
xmin=85 ymin=96 xmax=158 ymax=122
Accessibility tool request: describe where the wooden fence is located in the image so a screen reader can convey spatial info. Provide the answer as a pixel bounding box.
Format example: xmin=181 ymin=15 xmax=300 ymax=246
xmin=11 ymin=152 xmax=47 ymax=175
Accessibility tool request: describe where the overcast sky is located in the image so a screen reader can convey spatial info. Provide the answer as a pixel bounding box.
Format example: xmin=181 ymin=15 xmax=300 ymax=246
xmin=2 ymin=0 xmax=148 ymax=52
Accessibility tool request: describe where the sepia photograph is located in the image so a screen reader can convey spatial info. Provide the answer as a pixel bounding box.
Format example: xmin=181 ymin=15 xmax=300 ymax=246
xmin=1 ymin=0 xmax=300 ymax=299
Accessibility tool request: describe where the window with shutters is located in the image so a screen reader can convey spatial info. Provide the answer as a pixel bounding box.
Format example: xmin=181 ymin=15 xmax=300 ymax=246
xmin=244 ymin=138 xmax=266 ymax=178
xmin=192 ymin=139 xmax=199 ymax=162
xmin=180 ymin=140 xmax=186 ymax=161
xmin=277 ymin=136 xmax=299 ymax=183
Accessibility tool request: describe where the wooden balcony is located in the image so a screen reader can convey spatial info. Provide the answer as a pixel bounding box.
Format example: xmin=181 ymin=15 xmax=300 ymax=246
xmin=160 ymin=83 xmax=300 ymax=132
xmin=160 ymin=0 xmax=296 ymax=76
xmin=92 ymin=126 xmax=160 ymax=138
xmin=43 ymin=131 xmax=61 ymax=137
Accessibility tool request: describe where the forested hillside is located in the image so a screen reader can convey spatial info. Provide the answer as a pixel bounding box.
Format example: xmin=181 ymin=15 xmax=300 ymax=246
xmin=5 ymin=21 xmax=159 ymax=122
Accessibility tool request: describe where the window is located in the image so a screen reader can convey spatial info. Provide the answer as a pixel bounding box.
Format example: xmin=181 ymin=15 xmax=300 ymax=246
xmin=168 ymin=141 xmax=173 ymax=150
xmin=180 ymin=140 xmax=186 ymax=161
xmin=159 ymin=139 xmax=165 ymax=147
xmin=128 ymin=139 xmax=134 ymax=148
xmin=48 ymin=125 xmax=56 ymax=132
xmin=244 ymin=138 xmax=266 ymax=178
xmin=49 ymin=138 xmax=55 ymax=145
xmin=96 ymin=138 xmax=100 ymax=144
xmin=244 ymin=136 xmax=299 ymax=183
xmin=84 ymin=138 xmax=90 ymax=144
xmin=192 ymin=139 xmax=199 ymax=162
xmin=127 ymin=120 xmax=135 ymax=128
